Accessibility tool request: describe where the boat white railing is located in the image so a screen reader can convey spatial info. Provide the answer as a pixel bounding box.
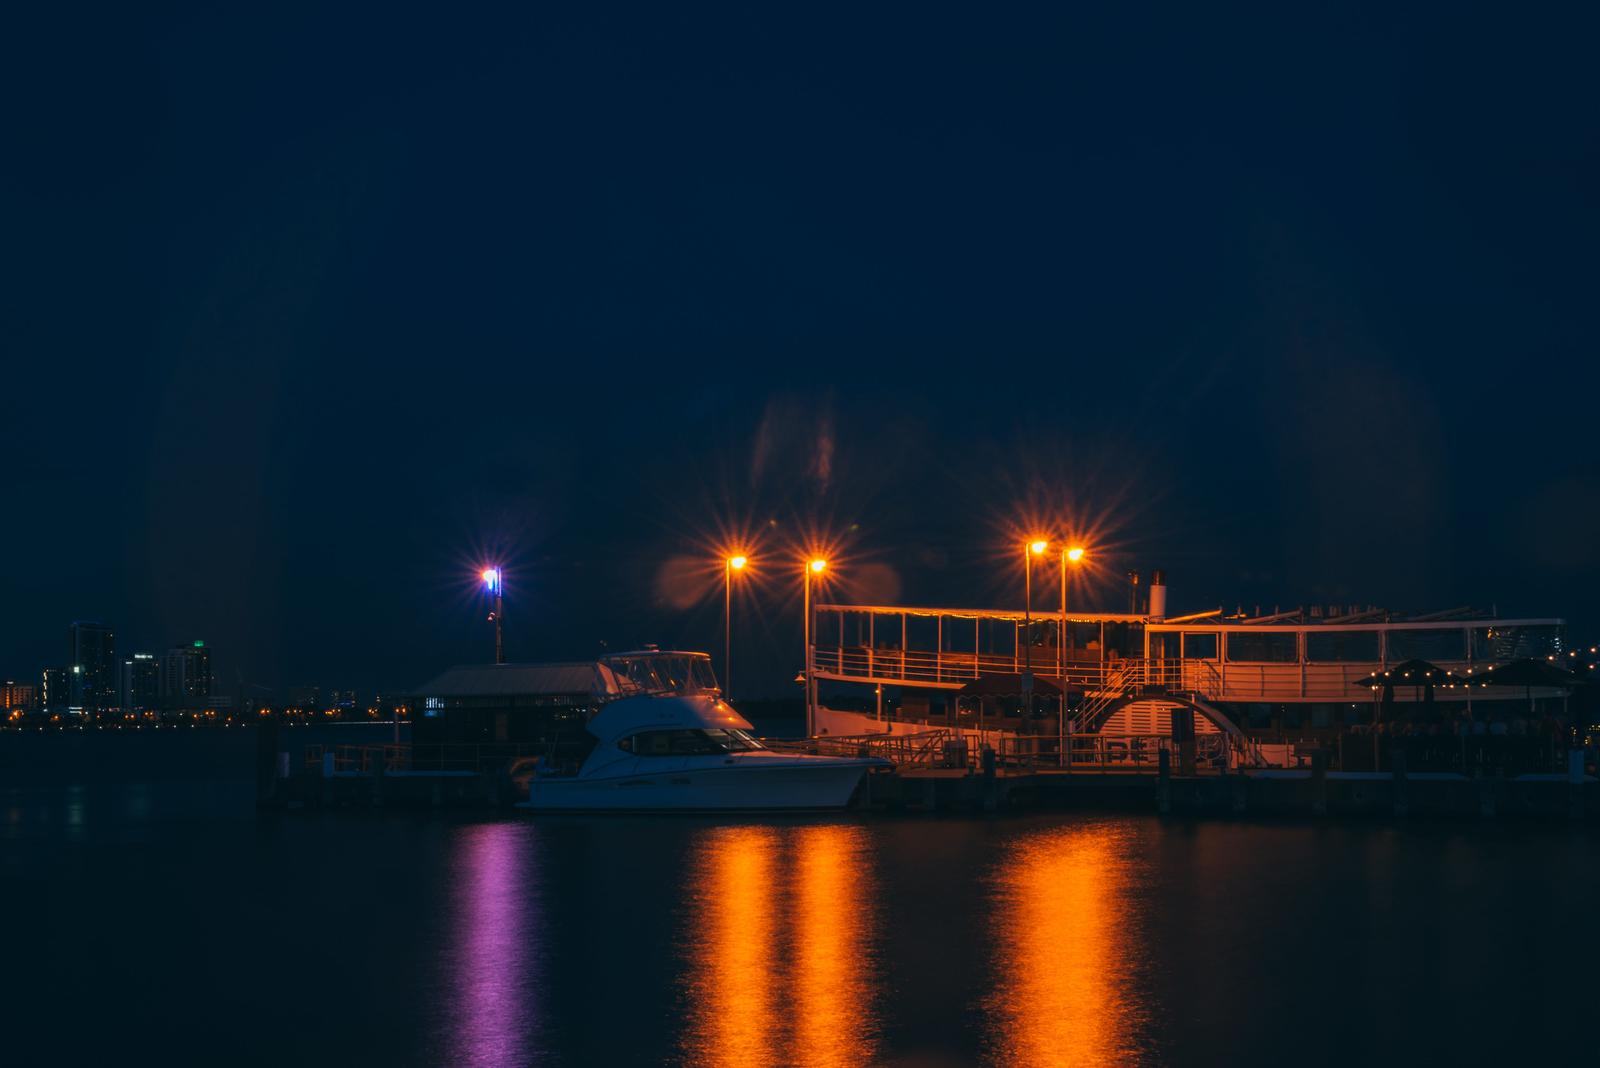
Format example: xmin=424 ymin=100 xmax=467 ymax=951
xmin=766 ymin=730 xmax=955 ymax=766
xmin=810 ymin=642 xmax=1539 ymax=704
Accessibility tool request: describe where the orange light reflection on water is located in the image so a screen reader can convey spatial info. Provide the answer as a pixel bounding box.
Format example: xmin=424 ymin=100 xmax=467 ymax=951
xmin=681 ymin=824 xmax=878 ymax=1068
xmin=987 ymin=826 xmax=1143 ymax=1068
xmin=683 ymin=825 xmax=781 ymax=1068
xmin=791 ymin=824 xmax=876 ymax=1068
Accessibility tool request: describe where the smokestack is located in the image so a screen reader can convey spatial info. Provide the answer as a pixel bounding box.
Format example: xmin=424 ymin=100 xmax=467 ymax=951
xmin=1149 ymin=569 xmax=1167 ymax=621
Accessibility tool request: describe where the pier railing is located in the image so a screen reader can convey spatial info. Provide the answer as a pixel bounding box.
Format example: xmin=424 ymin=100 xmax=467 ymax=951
xmin=766 ymin=730 xmax=955 ymax=766
xmin=778 ymin=730 xmax=1237 ymax=772
xmin=990 ymin=733 xmax=1233 ymax=771
xmin=810 ymin=642 xmax=1552 ymax=705
xmin=812 ymin=648 xmax=1233 ymax=694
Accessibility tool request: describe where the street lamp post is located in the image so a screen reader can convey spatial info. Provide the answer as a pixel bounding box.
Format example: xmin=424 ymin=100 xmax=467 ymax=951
xmin=482 ymin=568 xmax=504 ymax=665
xmin=1024 ymin=540 xmax=1048 ymax=675
xmin=804 ymin=558 xmax=826 ymax=738
xmin=1057 ymin=545 xmax=1086 ymax=679
xmin=1058 ymin=546 xmax=1085 ymax=768
xmin=724 ymin=555 xmax=747 ymax=700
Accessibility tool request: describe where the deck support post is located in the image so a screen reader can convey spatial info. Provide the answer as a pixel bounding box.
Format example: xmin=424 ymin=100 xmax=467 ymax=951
xmin=980 ymin=745 xmax=997 ymax=811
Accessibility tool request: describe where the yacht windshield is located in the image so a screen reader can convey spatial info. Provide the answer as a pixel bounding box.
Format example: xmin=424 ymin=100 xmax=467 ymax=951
xmin=604 ymin=654 xmax=721 ymax=696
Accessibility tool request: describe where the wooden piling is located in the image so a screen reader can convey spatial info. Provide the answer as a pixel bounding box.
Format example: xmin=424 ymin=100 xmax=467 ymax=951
xmin=980 ymin=746 xmax=998 ymax=812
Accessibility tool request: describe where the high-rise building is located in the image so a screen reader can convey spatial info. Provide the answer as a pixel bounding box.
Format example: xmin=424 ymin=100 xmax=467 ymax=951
xmin=1 ymin=680 xmax=37 ymax=712
xmin=41 ymin=667 xmax=68 ymax=713
xmin=119 ymin=654 xmax=160 ymax=712
xmin=286 ymin=685 xmax=321 ymax=711
xmin=69 ymin=621 xmax=116 ymax=712
xmin=160 ymin=641 xmax=213 ymax=707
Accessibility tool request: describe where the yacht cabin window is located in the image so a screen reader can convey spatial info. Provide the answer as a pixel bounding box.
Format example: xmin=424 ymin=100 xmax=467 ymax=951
xmin=622 ymin=728 xmax=765 ymax=756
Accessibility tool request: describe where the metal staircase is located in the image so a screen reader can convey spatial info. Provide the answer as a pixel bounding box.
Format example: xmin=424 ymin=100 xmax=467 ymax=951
xmin=1070 ymin=661 xmax=1140 ymax=734
xmin=1069 ymin=659 xmax=1270 ymax=769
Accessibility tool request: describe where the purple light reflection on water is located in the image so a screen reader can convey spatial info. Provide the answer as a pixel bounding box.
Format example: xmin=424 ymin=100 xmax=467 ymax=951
xmin=446 ymin=822 xmax=542 ymax=1067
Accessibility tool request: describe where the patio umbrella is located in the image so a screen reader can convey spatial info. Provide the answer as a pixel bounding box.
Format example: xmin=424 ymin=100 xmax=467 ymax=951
xmin=1354 ymin=660 xmax=1462 ymax=725
xmin=957 ymin=673 xmax=1064 ymax=741
xmin=957 ymin=673 xmax=1064 ymax=697
xmin=1353 ymin=659 xmax=1464 ymax=688
xmin=1465 ymin=658 xmax=1578 ymax=714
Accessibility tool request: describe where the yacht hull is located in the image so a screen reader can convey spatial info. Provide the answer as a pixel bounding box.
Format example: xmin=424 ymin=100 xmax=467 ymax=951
xmin=521 ymin=758 xmax=876 ymax=812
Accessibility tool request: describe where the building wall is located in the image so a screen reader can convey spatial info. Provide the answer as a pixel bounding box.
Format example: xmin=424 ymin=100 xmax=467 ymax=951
xmin=69 ymin=622 xmax=116 ymax=711
xmin=2 ymin=681 xmax=37 ymax=711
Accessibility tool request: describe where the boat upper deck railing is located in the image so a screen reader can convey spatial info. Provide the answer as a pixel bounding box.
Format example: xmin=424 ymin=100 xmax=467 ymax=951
xmin=809 ymin=603 xmax=1566 ymax=702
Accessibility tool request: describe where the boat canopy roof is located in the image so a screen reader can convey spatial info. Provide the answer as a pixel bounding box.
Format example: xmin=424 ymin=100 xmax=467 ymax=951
xmin=586 ymin=694 xmax=753 ymax=744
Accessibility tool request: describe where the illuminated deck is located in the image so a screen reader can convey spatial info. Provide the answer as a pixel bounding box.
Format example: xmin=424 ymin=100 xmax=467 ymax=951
xmin=810 ymin=604 xmax=1567 ymax=705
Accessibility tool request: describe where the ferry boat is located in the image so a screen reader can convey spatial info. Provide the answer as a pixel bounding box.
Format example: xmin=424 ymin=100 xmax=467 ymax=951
xmin=803 ymin=571 xmax=1573 ymax=770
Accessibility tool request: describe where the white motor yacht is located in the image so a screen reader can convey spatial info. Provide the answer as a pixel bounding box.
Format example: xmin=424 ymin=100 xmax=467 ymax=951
xmin=516 ymin=692 xmax=885 ymax=812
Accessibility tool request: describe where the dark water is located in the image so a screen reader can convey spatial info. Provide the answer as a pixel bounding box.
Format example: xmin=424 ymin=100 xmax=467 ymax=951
xmin=3 ymin=731 xmax=1597 ymax=1066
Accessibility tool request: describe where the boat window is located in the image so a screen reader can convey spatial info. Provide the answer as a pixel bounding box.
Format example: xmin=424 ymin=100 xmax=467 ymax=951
xmin=1065 ymin=621 xmax=1102 ymax=660
xmin=703 ymin=728 xmax=764 ymax=752
xmin=691 ymin=659 xmax=720 ymax=691
xmin=1103 ymin=622 xmax=1144 ymax=659
xmin=1225 ymin=632 xmax=1298 ymax=663
xmin=1306 ymin=630 xmax=1380 ymax=662
xmin=1181 ymin=632 xmax=1218 ymax=659
xmin=627 ymin=728 xmax=753 ymax=756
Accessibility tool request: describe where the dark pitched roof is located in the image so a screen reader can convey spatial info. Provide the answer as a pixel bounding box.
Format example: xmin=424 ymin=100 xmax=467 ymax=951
xmin=412 ymin=662 xmax=601 ymax=698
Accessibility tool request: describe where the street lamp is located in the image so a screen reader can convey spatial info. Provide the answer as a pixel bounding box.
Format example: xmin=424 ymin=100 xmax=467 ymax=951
xmin=482 ymin=567 xmax=504 ymax=665
xmin=724 ymin=555 xmax=748 ymax=700
xmin=1024 ymin=540 xmax=1048 ymax=675
xmin=804 ymin=557 xmax=827 ymax=737
xmin=1057 ymin=546 xmax=1086 ymax=768
xmin=1057 ymin=546 xmax=1086 ymax=679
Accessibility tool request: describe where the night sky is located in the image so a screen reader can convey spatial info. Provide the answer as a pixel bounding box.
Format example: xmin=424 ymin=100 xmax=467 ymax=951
xmin=4 ymin=4 xmax=1597 ymax=697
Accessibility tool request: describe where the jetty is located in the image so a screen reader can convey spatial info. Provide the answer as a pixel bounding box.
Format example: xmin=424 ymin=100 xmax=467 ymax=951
xmin=256 ymin=722 xmax=1600 ymax=821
